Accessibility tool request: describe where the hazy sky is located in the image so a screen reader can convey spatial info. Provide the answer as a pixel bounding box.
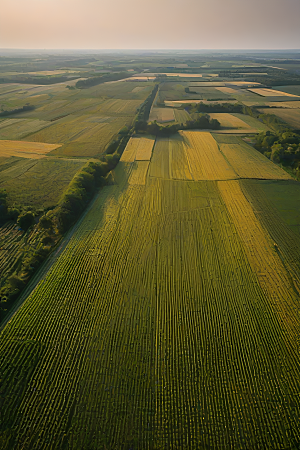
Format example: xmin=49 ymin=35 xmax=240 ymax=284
xmin=1 ymin=0 xmax=300 ymax=50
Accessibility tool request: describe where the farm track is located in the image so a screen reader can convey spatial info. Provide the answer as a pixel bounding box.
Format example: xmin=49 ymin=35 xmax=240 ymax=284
xmin=1 ymin=159 xmax=300 ymax=448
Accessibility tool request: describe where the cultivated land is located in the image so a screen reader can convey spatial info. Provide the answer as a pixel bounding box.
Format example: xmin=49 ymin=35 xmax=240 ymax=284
xmin=1 ymin=51 xmax=300 ymax=449
xmin=1 ymin=137 xmax=300 ymax=449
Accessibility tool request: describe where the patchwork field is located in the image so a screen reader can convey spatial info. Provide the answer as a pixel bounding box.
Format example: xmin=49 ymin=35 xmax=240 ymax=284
xmin=1 ymin=53 xmax=300 ymax=450
xmin=1 ymin=148 xmax=300 ymax=448
xmin=25 ymin=115 xmax=131 ymax=158
xmin=120 ymin=136 xmax=155 ymax=162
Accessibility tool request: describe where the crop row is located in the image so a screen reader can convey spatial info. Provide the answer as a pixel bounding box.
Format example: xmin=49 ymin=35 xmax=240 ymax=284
xmin=1 ymin=172 xmax=300 ymax=448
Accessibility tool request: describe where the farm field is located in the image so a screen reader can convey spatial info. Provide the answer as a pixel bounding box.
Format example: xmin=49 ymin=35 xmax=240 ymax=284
xmin=208 ymin=113 xmax=251 ymax=129
xmin=1 ymin=146 xmax=300 ymax=448
xmin=120 ymin=136 xmax=155 ymax=162
xmin=0 ymin=157 xmax=86 ymax=208
xmin=215 ymin=136 xmax=292 ymax=180
xmin=174 ymin=108 xmax=190 ymax=123
xmin=2 ymin=51 xmax=300 ymax=450
xmin=258 ymin=108 xmax=300 ymax=129
xmin=0 ymin=118 xmax=51 ymax=140
xmin=0 ymin=140 xmax=61 ymax=158
xmin=248 ymin=88 xmax=300 ymax=97
xmin=149 ymin=107 xmax=175 ymax=123
xmin=231 ymin=113 xmax=271 ymax=131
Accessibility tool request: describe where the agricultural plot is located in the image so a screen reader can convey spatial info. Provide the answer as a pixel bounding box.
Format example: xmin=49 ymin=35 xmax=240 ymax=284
xmin=272 ymin=85 xmax=300 ymax=96
xmin=241 ymin=179 xmax=300 ymax=235
xmin=1 ymin=160 xmax=300 ymax=449
xmin=0 ymin=157 xmax=86 ymax=208
xmin=187 ymin=87 xmax=231 ymax=100
xmin=231 ymin=113 xmax=271 ymax=131
xmin=215 ymin=86 xmax=237 ymax=94
xmin=0 ymin=140 xmax=61 ymax=159
xmin=135 ymin=137 xmax=155 ymax=160
xmin=174 ymin=108 xmax=190 ymax=124
xmin=218 ymin=180 xmax=300 ymax=340
xmin=85 ymin=81 xmax=154 ymax=100
xmin=258 ymin=108 xmax=300 ymax=129
xmin=148 ymin=138 xmax=170 ymax=179
xmin=208 ymin=113 xmax=251 ymax=129
xmin=0 ymin=119 xmax=50 ymax=140
xmin=85 ymin=98 xmax=142 ymax=116
xmin=181 ymin=131 xmax=237 ymax=180
xmin=120 ymin=137 xmax=155 ymax=162
xmin=120 ymin=137 xmax=140 ymax=162
xmin=128 ymin=160 xmax=150 ymax=185
xmin=248 ymin=88 xmax=300 ymax=97
xmin=169 ymin=136 xmax=193 ymax=180
xmin=149 ymin=107 xmax=175 ymax=123
xmin=26 ymin=115 xmax=130 ymax=158
xmin=218 ymin=139 xmax=292 ymax=180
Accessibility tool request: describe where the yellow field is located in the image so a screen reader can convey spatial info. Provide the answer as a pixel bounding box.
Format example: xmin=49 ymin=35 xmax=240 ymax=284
xmin=248 ymin=88 xmax=299 ymax=97
xmin=149 ymin=107 xmax=175 ymax=123
xmin=169 ymin=136 xmax=193 ymax=180
xmin=181 ymin=131 xmax=237 ymax=180
xmin=121 ymin=137 xmax=155 ymax=162
xmin=215 ymin=86 xmax=237 ymax=94
xmin=0 ymin=140 xmax=61 ymax=159
xmin=218 ymin=180 xmax=300 ymax=339
xmin=120 ymin=137 xmax=140 ymax=162
xmin=135 ymin=137 xmax=155 ymax=160
xmin=148 ymin=138 xmax=170 ymax=179
xmin=128 ymin=160 xmax=150 ymax=185
xmin=209 ymin=113 xmax=251 ymax=129
xmin=219 ymin=141 xmax=292 ymax=179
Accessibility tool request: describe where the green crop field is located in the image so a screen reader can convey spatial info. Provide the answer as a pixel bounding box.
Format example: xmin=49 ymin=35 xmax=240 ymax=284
xmin=1 ymin=149 xmax=300 ymax=448
xmin=0 ymin=157 xmax=86 ymax=209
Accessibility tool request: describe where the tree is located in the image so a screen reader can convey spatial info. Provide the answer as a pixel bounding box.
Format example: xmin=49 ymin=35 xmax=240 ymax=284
xmin=17 ymin=211 xmax=35 ymax=230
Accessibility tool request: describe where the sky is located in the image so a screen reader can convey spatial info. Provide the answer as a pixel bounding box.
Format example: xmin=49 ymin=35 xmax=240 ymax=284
xmin=1 ymin=0 xmax=300 ymax=50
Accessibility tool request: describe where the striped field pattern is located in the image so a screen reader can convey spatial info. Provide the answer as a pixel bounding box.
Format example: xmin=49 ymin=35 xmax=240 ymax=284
xmin=1 ymin=135 xmax=300 ymax=449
